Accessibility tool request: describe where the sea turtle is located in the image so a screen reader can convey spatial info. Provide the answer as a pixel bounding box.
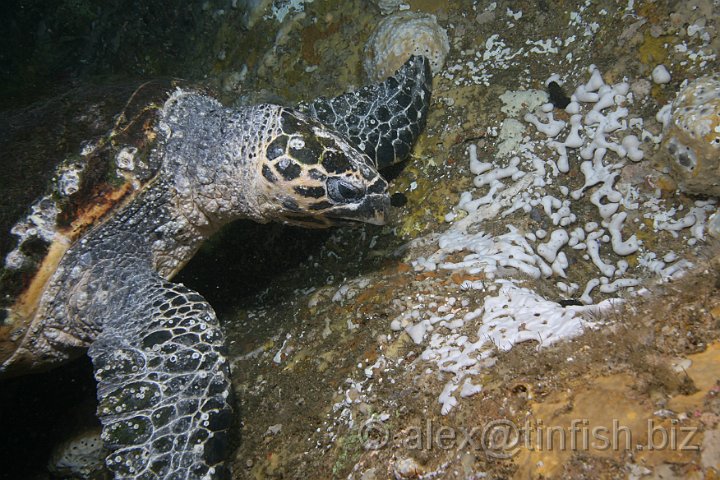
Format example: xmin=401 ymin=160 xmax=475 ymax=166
xmin=0 ymin=55 xmax=431 ymax=479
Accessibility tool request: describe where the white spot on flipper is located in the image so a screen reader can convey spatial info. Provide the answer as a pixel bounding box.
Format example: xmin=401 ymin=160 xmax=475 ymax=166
xmin=289 ymin=137 xmax=305 ymax=150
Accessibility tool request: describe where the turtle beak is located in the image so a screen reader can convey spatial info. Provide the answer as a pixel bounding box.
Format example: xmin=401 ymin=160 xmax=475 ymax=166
xmin=326 ymin=193 xmax=390 ymax=226
xmin=276 ymin=192 xmax=390 ymax=228
xmin=360 ymin=193 xmax=391 ymax=225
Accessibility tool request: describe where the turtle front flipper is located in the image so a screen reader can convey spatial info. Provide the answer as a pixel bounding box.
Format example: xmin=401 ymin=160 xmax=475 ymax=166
xmin=300 ymin=55 xmax=432 ymax=169
xmin=88 ymin=278 xmax=232 ymax=480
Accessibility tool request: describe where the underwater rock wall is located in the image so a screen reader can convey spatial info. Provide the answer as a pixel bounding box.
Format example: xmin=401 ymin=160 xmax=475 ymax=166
xmin=224 ymin=1 xmax=720 ymax=478
xmin=661 ymin=75 xmax=720 ymax=196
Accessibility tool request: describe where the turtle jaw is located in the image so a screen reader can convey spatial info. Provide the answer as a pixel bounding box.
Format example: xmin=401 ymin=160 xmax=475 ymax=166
xmin=325 ymin=192 xmax=391 ymax=226
xmin=275 ymin=192 xmax=390 ymax=228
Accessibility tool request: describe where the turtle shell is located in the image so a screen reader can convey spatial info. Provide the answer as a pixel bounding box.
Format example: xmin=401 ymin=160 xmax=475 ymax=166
xmin=0 ymin=79 xmax=184 ymax=362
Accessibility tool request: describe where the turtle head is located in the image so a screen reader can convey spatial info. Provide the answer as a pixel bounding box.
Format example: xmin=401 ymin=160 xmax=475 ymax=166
xmin=254 ymin=109 xmax=390 ymax=228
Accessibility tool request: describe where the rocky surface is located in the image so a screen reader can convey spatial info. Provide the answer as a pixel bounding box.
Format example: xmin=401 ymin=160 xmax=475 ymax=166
xmin=214 ymin=1 xmax=720 ymax=478
xmin=660 ymin=75 xmax=720 ymax=196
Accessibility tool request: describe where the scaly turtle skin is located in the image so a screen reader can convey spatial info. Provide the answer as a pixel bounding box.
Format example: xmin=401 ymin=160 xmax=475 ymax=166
xmin=0 ymin=56 xmax=431 ymax=479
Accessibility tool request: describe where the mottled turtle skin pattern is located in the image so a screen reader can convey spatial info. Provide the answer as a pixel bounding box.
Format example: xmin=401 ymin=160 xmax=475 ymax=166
xmin=300 ymin=54 xmax=431 ymax=170
xmin=0 ymin=56 xmax=431 ymax=479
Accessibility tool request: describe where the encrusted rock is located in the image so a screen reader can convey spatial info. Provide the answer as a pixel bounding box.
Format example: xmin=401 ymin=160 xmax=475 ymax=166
xmin=661 ymin=75 xmax=720 ymax=196
xmin=235 ymin=0 xmax=271 ymax=28
xmin=368 ymin=0 xmax=407 ymax=15
xmin=393 ymin=457 xmax=424 ymax=479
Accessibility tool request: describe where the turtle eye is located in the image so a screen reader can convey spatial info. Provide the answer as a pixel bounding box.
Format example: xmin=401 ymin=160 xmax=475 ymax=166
xmin=327 ymin=177 xmax=365 ymax=203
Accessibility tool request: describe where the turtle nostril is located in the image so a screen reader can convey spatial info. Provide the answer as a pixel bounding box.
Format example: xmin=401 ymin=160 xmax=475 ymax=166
xmin=327 ymin=177 xmax=366 ymax=203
